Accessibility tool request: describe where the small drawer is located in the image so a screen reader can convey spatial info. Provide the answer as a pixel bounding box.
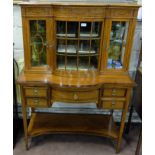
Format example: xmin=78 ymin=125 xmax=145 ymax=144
xmin=103 ymin=88 xmax=126 ymax=97
xmin=24 ymin=87 xmax=48 ymax=97
xmin=102 ymin=101 xmax=124 ymax=109
xmin=26 ymin=98 xmax=49 ymax=108
xmin=52 ymin=89 xmax=99 ymax=103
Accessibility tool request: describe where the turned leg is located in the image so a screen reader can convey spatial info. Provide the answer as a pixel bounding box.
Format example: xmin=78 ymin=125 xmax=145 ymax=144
xmin=116 ymin=89 xmax=131 ymax=153
xmin=21 ymin=86 xmax=29 ymax=150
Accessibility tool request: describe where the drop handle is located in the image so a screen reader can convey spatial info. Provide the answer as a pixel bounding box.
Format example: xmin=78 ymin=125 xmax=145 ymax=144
xmin=112 ymin=89 xmax=116 ymax=96
xmin=34 ymin=88 xmax=38 ymax=93
xmin=34 ymin=99 xmax=39 ymax=105
xmin=73 ymin=93 xmax=78 ymax=100
xmin=112 ymin=101 xmax=115 ymax=106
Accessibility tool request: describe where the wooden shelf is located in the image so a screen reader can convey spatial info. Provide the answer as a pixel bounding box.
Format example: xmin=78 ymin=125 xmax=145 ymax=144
xmin=28 ymin=113 xmax=118 ymax=139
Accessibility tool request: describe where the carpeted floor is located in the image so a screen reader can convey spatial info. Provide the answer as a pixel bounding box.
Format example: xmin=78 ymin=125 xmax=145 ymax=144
xmin=13 ymin=124 xmax=141 ymax=155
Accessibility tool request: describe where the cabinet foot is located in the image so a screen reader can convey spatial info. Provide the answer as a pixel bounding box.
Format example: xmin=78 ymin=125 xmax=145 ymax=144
xmin=26 ymin=143 xmax=29 ymax=150
xmin=25 ymin=139 xmax=29 ymax=150
xmin=115 ymin=140 xmax=121 ymax=153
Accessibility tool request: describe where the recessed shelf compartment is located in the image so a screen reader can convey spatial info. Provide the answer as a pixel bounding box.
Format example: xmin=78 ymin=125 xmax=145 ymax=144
xmin=28 ymin=113 xmax=118 ymax=139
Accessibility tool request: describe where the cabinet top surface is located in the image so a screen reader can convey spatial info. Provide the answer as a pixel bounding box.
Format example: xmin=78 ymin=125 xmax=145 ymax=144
xmin=19 ymin=0 xmax=141 ymax=7
xmin=17 ymin=71 xmax=135 ymax=87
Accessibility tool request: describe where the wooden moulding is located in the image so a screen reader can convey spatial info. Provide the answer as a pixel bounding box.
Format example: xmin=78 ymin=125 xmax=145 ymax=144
xmin=21 ymin=6 xmax=53 ymax=17
xmin=105 ymin=7 xmax=136 ymax=19
xmin=28 ymin=113 xmax=118 ymax=139
xmin=53 ymin=6 xmax=106 ymax=19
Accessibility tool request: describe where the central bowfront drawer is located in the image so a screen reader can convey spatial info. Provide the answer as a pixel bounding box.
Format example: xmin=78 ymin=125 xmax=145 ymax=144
xmin=52 ymin=89 xmax=99 ymax=103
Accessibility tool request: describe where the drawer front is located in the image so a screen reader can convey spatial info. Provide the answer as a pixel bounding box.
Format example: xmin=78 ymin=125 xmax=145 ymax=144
xmin=24 ymin=87 xmax=48 ymax=97
xmin=102 ymin=101 xmax=124 ymax=109
xmin=103 ymin=88 xmax=126 ymax=97
xmin=26 ymin=98 xmax=49 ymax=108
xmin=52 ymin=89 xmax=99 ymax=102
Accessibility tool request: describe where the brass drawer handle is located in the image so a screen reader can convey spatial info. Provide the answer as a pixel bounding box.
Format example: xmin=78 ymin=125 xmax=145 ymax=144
xmin=112 ymin=101 xmax=115 ymax=106
xmin=112 ymin=89 xmax=116 ymax=96
xmin=73 ymin=93 xmax=78 ymax=100
xmin=34 ymin=88 xmax=38 ymax=95
xmin=34 ymin=99 xmax=39 ymax=105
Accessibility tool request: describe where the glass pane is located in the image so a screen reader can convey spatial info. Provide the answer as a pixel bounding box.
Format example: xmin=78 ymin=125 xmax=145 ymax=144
xmin=90 ymin=56 xmax=98 ymax=70
xmin=91 ymin=39 xmax=100 ymax=54
xmin=57 ymin=39 xmax=66 ymax=54
xmin=57 ymin=55 xmax=65 ymax=69
xmin=79 ymin=40 xmax=90 ymax=54
xmin=67 ymin=22 xmax=78 ymax=38
xmin=57 ymin=21 xmax=66 ymax=37
xmin=30 ymin=20 xmax=46 ymax=66
xmin=80 ymin=22 xmax=91 ymax=37
xmin=92 ymin=22 xmax=101 ymax=37
xmin=80 ymin=22 xmax=101 ymax=38
xmin=66 ymin=56 xmax=77 ymax=70
xmin=79 ymin=56 xmax=89 ymax=71
xmin=67 ymin=40 xmax=77 ymax=54
xmin=107 ymin=21 xmax=129 ymax=69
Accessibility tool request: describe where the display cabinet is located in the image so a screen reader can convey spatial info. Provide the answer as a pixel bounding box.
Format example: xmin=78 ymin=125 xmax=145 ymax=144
xmin=17 ymin=1 xmax=140 ymax=153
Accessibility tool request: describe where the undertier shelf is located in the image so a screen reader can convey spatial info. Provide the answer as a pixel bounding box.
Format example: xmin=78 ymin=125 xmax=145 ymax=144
xmin=28 ymin=113 xmax=119 ymax=139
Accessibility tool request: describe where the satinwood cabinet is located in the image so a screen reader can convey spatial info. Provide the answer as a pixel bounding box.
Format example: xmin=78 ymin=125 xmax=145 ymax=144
xmin=17 ymin=1 xmax=140 ymax=153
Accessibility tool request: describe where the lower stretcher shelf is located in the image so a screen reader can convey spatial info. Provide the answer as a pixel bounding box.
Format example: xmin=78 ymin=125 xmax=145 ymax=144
xmin=28 ymin=113 xmax=119 ymax=139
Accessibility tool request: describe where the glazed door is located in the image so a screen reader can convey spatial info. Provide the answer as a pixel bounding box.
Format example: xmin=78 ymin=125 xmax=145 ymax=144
xmin=101 ymin=19 xmax=133 ymax=73
xmin=55 ymin=21 xmax=103 ymax=72
xmin=24 ymin=18 xmax=53 ymax=73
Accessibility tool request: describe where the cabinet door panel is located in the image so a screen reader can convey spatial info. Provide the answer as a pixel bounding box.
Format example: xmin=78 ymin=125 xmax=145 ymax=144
xmin=56 ymin=21 xmax=102 ymax=72
xmin=107 ymin=21 xmax=129 ymax=70
xmin=25 ymin=18 xmax=52 ymax=73
xmin=30 ymin=20 xmax=47 ymax=66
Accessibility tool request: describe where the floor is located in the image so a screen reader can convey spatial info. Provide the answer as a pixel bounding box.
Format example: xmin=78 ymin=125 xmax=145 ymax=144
xmin=14 ymin=124 xmax=141 ymax=155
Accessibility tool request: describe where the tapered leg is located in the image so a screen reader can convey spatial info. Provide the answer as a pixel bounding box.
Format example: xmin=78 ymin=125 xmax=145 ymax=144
xmin=135 ymin=128 xmax=142 ymax=155
xmin=31 ymin=107 xmax=35 ymax=113
xmin=116 ymin=89 xmax=132 ymax=153
xmin=21 ymin=86 xmax=29 ymax=150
